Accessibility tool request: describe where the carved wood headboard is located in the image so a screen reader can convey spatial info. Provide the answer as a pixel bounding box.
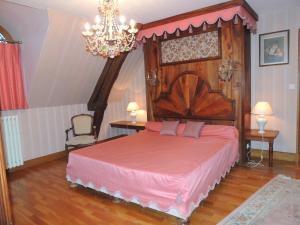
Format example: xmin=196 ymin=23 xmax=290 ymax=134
xmin=154 ymin=72 xmax=235 ymax=123
xmin=143 ymin=19 xmax=252 ymax=163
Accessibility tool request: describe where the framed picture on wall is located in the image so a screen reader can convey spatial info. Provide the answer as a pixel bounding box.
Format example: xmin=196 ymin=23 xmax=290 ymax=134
xmin=259 ymin=30 xmax=289 ymax=67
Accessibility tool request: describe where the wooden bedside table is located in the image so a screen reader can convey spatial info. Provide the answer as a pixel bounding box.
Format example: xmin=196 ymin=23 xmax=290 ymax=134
xmin=245 ymin=129 xmax=279 ymax=167
xmin=110 ymin=121 xmax=146 ymax=132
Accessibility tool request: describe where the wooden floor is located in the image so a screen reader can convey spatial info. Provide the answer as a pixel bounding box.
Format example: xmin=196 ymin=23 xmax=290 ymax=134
xmin=7 ymin=158 xmax=300 ymax=225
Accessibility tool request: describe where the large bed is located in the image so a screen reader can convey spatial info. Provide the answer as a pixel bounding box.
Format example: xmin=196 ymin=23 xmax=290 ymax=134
xmin=66 ymin=123 xmax=239 ymax=221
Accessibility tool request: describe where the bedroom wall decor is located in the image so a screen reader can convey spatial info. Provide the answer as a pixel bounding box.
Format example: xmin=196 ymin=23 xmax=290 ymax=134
xmin=159 ymin=29 xmax=221 ymax=65
xmin=259 ymin=30 xmax=289 ymax=67
xmin=140 ymin=0 xmax=258 ymax=162
xmin=146 ymin=69 xmax=159 ymax=86
xmin=218 ymin=59 xmax=234 ymax=81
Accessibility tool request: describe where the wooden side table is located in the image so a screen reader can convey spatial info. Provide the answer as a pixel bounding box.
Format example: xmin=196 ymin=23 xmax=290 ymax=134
xmin=110 ymin=121 xmax=146 ymax=132
xmin=245 ymin=129 xmax=279 ymax=167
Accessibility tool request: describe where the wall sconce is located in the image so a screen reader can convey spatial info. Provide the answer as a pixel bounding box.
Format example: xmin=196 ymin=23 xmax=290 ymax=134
xmin=147 ymin=70 xmax=159 ymax=86
xmin=218 ymin=60 xmax=234 ymax=81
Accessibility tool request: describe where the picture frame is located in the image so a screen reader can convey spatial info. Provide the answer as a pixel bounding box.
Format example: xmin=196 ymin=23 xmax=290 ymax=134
xmin=259 ymin=30 xmax=289 ymax=67
xmin=159 ymin=27 xmax=221 ymax=66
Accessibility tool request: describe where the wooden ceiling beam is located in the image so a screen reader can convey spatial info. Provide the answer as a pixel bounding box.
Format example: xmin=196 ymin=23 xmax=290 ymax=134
xmin=88 ymin=52 xmax=129 ymax=136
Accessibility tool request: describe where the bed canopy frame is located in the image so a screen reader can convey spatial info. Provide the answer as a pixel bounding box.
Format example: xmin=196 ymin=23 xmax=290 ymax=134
xmin=142 ymin=0 xmax=257 ymax=164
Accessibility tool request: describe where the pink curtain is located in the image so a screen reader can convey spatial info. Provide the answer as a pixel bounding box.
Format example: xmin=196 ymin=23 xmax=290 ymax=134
xmin=0 ymin=43 xmax=28 ymax=110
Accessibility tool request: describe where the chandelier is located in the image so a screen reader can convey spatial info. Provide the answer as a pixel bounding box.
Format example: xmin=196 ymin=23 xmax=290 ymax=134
xmin=82 ymin=0 xmax=138 ymax=58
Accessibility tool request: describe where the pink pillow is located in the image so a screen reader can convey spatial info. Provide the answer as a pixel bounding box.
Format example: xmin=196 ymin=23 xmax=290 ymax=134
xmin=183 ymin=121 xmax=205 ymax=138
xmin=201 ymin=125 xmax=238 ymax=139
xmin=160 ymin=120 xmax=180 ymax=136
xmin=176 ymin=123 xmax=185 ymax=135
xmin=145 ymin=121 xmax=162 ymax=132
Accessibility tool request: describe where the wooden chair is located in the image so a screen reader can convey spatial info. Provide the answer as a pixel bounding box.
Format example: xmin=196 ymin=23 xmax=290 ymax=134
xmin=65 ymin=114 xmax=97 ymax=151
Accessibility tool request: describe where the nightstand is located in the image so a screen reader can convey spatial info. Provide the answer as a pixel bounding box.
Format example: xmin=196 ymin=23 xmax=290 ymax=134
xmin=245 ymin=129 xmax=279 ymax=167
xmin=110 ymin=120 xmax=146 ymax=132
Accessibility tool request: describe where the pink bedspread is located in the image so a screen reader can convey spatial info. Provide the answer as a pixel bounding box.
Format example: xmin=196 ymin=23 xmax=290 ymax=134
xmin=66 ymin=130 xmax=238 ymax=219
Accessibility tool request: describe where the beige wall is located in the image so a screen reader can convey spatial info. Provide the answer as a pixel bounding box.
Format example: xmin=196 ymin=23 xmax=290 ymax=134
xmin=1 ymin=104 xmax=91 ymax=161
xmin=99 ymin=47 xmax=147 ymax=140
xmin=251 ymin=6 xmax=300 ymax=153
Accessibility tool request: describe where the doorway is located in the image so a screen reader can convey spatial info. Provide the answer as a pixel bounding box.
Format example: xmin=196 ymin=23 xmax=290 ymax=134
xmin=298 ymin=29 xmax=300 ymax=165
xmin=0 ymin=120 xmax=12 ymax=225
xmin=0 ymin=25 xmax=13 ymax=225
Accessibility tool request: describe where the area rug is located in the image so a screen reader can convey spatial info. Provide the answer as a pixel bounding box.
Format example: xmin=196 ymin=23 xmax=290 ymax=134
xmin=217 ymin=175 xmax=300 ymax=225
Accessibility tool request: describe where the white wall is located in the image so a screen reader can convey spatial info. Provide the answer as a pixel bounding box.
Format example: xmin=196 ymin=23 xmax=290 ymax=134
xmin=1 ymin=104 xmax=91 ymax=161
xmin=251 ymin=6 xmax=300 ymax=153
xmin=99 ymin=46 xmax=147 ymax=140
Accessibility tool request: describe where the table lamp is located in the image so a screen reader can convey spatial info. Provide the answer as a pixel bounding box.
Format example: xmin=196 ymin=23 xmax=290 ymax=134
xmin=127 ymin=102 xmax=139 ymax=123
xmin=252 ymin=101 xmax=273 ymax=134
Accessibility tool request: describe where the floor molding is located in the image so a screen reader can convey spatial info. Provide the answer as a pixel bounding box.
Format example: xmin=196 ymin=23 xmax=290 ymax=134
xmin=8 ymin=134 xmax=128 ymax=173
xmin=8 ymin=151 xmax=67 ymax=173
xmin=250 ymin=149 xmax=296 ymax=162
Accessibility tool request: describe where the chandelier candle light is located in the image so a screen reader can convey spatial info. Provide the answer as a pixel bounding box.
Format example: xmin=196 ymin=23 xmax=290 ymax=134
xmin=82 ymin=0 xmax=138 ymax=58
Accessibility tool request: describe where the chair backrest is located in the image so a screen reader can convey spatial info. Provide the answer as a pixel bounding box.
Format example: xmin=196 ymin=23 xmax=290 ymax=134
xmin=71 ymin=114 xmax=93 ymax=136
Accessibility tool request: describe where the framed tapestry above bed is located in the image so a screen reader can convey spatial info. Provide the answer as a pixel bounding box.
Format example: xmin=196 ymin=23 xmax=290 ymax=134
xmin=159 ymin=28 xmax=222 ymax=65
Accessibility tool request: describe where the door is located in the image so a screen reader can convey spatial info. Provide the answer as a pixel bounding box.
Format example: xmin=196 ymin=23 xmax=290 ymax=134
xmin=298 ymin=29 xmax=300 ymax=165
xmin=0 ymin=117 xmax=12 ymax=225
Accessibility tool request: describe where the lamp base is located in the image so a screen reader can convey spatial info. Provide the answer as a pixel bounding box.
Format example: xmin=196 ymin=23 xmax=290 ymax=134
xmin=256 ymin=116 xmax=267 ymax=134
xmin=130 ymin=111 xmax=137 ymax=124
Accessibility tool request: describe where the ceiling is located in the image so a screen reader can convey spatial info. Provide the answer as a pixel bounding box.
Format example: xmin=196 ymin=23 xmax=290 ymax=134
xmin=5 ymin=0 xmax=300 ymax=24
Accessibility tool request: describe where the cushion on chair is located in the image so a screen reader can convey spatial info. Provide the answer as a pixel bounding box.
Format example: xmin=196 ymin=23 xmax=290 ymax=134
xmin=66 ymin=135 xmax=96 ymax=146
xmin=72 ymin=115 xmax=93 ymax=135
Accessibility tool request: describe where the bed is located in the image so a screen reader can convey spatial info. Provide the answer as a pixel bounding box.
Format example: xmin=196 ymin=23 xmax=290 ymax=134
xmin=66 ymin=122 xmax=239 ymax=222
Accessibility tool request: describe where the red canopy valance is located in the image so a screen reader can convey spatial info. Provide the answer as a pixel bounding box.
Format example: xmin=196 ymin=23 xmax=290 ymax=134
xmin=137 ymin=5 xmax=257 ymax=41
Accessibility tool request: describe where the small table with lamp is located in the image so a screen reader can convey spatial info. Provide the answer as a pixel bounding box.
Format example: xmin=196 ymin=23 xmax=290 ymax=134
xmin=245 ymin=129 xmax=279 ymax=167
xmin=110 ymin=120 xmax=146 ymax=132
xmin=110 ymin=102 xmax=146 ymax=132
xmin=249 ymin=101 xmax=278 ymax=167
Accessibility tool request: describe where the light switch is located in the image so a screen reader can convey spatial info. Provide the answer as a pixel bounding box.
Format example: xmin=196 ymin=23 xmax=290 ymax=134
xmin=288 ymin=84 xmax=296 ymax=90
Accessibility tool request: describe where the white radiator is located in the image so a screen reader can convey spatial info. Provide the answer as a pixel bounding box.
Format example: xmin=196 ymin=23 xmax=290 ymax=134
xmin=0 ymin=115 xmax=24 ymax=169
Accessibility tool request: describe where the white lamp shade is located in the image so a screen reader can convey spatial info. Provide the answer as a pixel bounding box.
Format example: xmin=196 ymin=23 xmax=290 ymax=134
xmin=127 ymin=102 xmax=139 ymax=112
xmin=252 ymin=102 xmax=273 ymax=116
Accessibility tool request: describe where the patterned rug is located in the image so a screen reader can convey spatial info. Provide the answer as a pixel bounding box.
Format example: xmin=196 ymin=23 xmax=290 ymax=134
xmin=217 ymin=175 xmax=300 ymax=225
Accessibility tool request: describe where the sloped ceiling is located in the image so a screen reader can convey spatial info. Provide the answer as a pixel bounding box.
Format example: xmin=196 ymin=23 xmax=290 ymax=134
xmin=29 ymin=9 xmax=105 ymax=107
xmin=0 ymin=1 xmax=106 ymax=108
xmin=0 ymin=1 xmax=48 ymax=97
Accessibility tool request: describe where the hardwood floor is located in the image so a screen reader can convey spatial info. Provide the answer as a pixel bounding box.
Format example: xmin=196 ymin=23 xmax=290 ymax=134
xmin=7 ymin=158 xmax=300 ymax=225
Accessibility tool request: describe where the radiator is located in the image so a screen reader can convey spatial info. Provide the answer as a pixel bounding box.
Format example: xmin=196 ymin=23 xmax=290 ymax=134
xmin=0 ymin=115 xmax=24 ymax=169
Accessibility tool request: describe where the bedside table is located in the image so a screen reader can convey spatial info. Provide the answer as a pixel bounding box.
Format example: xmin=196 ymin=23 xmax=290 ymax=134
xmin=245 ymin=129 xmax=279 ymax=167
xmin=110 ymin=121 xmax=146 ymax=132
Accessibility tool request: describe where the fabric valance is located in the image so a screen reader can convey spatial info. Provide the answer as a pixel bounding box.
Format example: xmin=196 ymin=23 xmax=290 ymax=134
xmin=137 ymin=6 xmax=257 ymax=41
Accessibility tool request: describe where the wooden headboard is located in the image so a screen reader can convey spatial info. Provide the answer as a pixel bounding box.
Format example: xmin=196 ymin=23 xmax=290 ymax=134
xmin=143 ymin=19 xmax=252 ymax=163
xmin=154 ymin=72 xmax=235 ymax=124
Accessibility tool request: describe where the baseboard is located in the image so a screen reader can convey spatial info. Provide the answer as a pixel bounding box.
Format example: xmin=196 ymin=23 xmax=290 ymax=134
xmin=250 ymin=149 xmax=296 ymax=162
xmin=8 ymin=151 xmax=67 ymax=173
xmin=7 ymin=134 xmax=128 ymax=173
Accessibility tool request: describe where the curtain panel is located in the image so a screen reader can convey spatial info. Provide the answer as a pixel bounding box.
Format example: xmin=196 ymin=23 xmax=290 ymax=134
xmin=0 ymin=43 xmax=27 ymax=111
